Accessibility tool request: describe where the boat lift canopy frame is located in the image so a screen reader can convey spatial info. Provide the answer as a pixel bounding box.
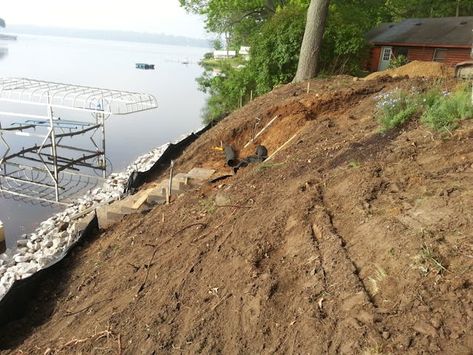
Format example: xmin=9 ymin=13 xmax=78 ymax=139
xmin=0 ymin=78 xmax=158 ymax=205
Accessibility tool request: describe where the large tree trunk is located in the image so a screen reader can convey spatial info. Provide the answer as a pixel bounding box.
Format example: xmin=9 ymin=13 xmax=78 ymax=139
xmin=293 ymin=0 xmax=330 ymax=83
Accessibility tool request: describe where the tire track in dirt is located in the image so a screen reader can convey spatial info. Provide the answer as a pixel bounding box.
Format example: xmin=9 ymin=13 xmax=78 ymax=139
xmin=307 ymin=186 xmax=383 ymax=353
xmin=275 ymin=178 xmax=384 ymax=353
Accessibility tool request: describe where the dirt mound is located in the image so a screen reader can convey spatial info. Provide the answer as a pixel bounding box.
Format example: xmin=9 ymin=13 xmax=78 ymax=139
xmin=364 ymin=60 xmax=455 ymax=80
xmin=1 ymin=76 xmax=473 ymax=354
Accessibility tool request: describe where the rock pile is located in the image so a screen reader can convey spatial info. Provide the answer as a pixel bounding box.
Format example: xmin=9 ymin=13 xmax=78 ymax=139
xmin=0 ymin=142 xmax=171 ymax=300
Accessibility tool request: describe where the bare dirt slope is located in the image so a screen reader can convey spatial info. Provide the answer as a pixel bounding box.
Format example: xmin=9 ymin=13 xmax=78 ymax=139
xmin=1 ymin=76 xmax=472 ymax=354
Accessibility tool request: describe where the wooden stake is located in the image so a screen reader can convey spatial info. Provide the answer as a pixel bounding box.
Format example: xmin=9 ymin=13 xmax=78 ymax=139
xmin=166 ymin=160 xmax=174 ymax=205
xmin=267 ymin=132 xmax=299 ymax=161
xmin=243 ymin=115 xmax=279 ymax=149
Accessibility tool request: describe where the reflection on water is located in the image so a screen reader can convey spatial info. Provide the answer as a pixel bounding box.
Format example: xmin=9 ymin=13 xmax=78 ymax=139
xmin=0 ymin=115 xmax=110 ymax=206
xmin=0 ymin=34 xmax=209 ymax=247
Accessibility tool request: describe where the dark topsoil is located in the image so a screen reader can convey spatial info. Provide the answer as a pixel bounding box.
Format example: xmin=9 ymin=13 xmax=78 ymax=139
xmin=1 ymin=76 xmax=472 ymax=354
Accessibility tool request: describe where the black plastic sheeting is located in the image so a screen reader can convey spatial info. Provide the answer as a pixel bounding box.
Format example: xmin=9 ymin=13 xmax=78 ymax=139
xmin=0 ymin=123 xmax=211 ymax=327
xmin=0 ymin=214 xmax=98 ymax=327
xmin=126 ymin=124 xmax=212 ymax=192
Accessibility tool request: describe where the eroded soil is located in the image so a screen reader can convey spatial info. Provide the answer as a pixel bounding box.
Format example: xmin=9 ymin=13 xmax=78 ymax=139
xmin=1 ymin=76 xmax=472 ymax=354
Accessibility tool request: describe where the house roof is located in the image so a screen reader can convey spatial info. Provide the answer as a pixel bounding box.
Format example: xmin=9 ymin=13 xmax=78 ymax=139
xmin=367 ymin=17 xmax=473 ymax=47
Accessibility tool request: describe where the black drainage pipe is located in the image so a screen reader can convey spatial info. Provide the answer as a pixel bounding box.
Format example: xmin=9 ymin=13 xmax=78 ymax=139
xmin=224 ymin=145 xmax=238 ymax=167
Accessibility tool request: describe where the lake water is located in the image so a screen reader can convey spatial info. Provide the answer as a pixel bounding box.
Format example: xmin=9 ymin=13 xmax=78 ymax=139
xmin=0 ymin=34 xmax=209 ymax=247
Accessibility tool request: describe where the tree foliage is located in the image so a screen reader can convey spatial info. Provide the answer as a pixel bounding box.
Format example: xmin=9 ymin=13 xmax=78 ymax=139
xmin=385 ymin=0 xmax=473 ymax=19
xmin=182 ymin=0 xmax=473 ymax=123
xmin=250 ymin=4 xmax=307 ymax=93
xmin=196 ymin=3 xmax=307 ymax=122
xmin=179 ymin=0 xmax=292 ymax=47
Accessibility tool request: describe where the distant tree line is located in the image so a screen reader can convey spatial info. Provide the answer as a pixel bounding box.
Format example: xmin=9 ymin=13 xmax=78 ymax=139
xmin=5 ymin=24 xmax=210 ymax=48
xmin=180 ymin=0 xmax=473 ymax=123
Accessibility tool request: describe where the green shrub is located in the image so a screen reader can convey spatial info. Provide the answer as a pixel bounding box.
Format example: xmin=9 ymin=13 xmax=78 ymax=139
xmin=420 ymin=85 xmax=473 ymax=131
xmin=203 ymin=52 xmax=213 ymax=60
xmin=388 ymin=54 xmax=408 ymax=69
xmin=248 ymin=4 xmax=307 ymax=95
xmin=419 ymin=87 xmax=442 ymax=107
xmin=375 ymin=89 xmax=418 ymax=131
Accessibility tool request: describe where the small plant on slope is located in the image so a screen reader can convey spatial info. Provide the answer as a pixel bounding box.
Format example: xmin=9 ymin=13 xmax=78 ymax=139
xmin=388 ymin=54 xmax=408 ymax=69
xmin=375 ymin=89 xmax=418 ymax=131
xmin=421 ymin=84 xmax=473 ymax=131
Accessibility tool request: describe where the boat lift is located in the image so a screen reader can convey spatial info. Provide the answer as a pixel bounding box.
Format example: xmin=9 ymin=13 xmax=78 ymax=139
xmin=0 ymin=78 xmax=158 ymax=205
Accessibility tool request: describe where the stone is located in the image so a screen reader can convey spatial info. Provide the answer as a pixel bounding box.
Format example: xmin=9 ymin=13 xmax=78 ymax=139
xmin=431 ymin=316 xmax=442 ymax=329
xmin=215 ymin=193 xmax=231 ymax=207
xmin=413 ymin=320 xmax=437 ymax=337
xmin=58 ymin=222 xmax=69 ymax=232
xmin=16 ymin=239 xmax=28 ymax=247
xmin=14 ymin=253 xmax=33 ymax=263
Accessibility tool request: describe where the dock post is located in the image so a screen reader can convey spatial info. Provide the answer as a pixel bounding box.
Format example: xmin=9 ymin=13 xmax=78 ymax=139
xmin=0 ymin=221 xmax=5 ymax=254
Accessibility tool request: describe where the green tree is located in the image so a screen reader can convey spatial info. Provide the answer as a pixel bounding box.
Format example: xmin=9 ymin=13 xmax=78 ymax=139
xmin=183 ymin=0 xmax=473 ymax=123
xmin=384 ymin=0 xmax=473 ymax=19
xmin=212 ymin=38 xmax=223 ymax=50
xmin=251 ymin=4 xmax=307 ymax=93
xmin=179 ymin=0 xmax=291 ymax=47
xmin=195 ymin=3 xmax=307 ymax=122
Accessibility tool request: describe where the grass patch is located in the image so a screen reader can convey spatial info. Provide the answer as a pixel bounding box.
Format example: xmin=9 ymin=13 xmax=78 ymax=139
xmin=255 ymin=161 xmax=285 ymax=172
xmin=420 ymin=85 xmax=473 ymax=131
xmin=375 ymin=89 xmax=418 ymax=131
xmin=348 ymin=160 xmax=361 ymax=169
xmin=375 ymin=84 xmax=473 ymax=132
xmin=413 ymin=244 xmax=448 ymax=275
xmin=199 ymin=198 xmax=216 ymax=214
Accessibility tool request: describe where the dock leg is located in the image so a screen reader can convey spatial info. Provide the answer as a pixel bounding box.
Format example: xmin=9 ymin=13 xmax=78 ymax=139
xmin=0 ymin=221 xmax=5 ymax=254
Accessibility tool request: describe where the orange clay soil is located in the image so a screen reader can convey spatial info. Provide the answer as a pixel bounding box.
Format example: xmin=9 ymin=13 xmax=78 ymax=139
xmin=1 ymin=76 xmax=472 ymax=354
xmin=364 ymin=60 xmax=455 ymax=81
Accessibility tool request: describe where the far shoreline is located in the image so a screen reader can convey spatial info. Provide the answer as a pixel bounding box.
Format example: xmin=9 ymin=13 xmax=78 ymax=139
xmin=0 ymin=34 xmax=17 ymax=41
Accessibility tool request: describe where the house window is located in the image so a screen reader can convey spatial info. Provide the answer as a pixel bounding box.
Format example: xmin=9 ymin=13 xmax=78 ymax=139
xmin=433 ymin=48 xmax=448 ymax=62
xmin=394 ymin=47 xmax=409 ymax=57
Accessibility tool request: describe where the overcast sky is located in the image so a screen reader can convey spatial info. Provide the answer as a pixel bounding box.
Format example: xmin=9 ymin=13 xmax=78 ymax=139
xmin=1 ymin=0 xmax=207 ymax=38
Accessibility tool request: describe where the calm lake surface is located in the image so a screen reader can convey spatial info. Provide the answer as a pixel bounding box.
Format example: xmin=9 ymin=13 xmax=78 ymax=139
xmin=0 ymin=34 xmax=209 ymax=247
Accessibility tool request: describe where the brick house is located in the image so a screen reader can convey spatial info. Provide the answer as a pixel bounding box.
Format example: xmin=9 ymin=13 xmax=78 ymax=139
xmin=366 ymin=17 xmax=473 ymax=72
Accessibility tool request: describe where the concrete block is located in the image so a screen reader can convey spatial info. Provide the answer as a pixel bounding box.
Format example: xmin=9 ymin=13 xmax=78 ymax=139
xmin=187 ymin=168 xmax=216 ymax=181
xmin=96 ymin=204 xmax=121 ymax=229
xmin=147 ymin=187 xmax=167 ymax=204
xmin=118 ymin=188 xmax=154 ymax=213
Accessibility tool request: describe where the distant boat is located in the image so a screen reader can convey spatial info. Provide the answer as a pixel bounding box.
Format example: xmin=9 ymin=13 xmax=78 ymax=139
xmin=136 ymin=63 xmax=155 ymax=70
